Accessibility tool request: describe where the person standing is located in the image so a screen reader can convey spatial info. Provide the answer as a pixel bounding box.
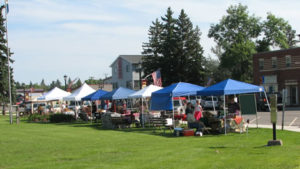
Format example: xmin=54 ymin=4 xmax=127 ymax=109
xmin=194 ymin=99 xmax=203 ymax=121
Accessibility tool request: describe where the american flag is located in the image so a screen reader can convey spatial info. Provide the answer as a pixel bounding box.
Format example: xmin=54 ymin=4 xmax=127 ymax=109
xmin=152 ymin=69 xmax=162 ymax=87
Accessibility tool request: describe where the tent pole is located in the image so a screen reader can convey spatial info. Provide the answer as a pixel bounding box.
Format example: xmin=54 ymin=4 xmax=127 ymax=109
xmin=172 ymin=97 xmax=175 ymax=129
xmin=224 ymin=95 xmax=226 ymax=135
xmin=74 ymin=100 xmax=77 ymax=120
xmin=264 ymin=91 xmax=271 ymax=111
xmin=142 ymin=98 xmax=144 ymax=128
xmin=91 ymin=101 xmax=93 ymax=124
xmin=212 ymin=95 xmax=216 ymax=114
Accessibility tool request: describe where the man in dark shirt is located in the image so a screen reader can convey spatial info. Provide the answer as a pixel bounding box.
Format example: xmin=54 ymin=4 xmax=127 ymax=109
xmin=227 ymin=96 xmax=240 ymax=117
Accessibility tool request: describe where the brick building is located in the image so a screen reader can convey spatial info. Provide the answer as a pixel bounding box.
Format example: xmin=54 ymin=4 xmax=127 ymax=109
xmin=253 ymin=47 xmax=300 ymax=106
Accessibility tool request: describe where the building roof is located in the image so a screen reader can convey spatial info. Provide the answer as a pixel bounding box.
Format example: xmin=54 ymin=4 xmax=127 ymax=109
xmin=254 ymin=47 xmax=300 ymax=57
xmin=110 ymin=55 xmax=144 ymax=67
xmin=16 ymin=89 xmax=44 ymax=93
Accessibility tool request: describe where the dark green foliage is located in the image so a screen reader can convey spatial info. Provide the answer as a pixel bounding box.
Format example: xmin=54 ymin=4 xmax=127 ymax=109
xmin=49 ymin=114 xmax=75 ymax=123
xmin=28 ymin=114 xmax=49 ymax=122
xmin=257 ymin=12 xmax=296 ymax=52
xmin=75 ymin=78 xmax=82 ymax=88
xmin=208 ymin=4 xmax=260 ymax=82
xmin=0 ymin=5 xmax=15 ymax=104
xmin=208 ymin=4 xmax=296 ymax=82
xmin=142 ymin=7 xmax=205 ymax=86
xmin=40 ymin=79 xmax=47 ymax=90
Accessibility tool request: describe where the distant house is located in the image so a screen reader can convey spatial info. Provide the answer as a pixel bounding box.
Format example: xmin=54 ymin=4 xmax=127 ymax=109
xmin=253 ymin=47 xmax=300 ymax=106
xmin=16 ymin=88 xmax=45 ymax=101
xmin=110 ymin=55 xmax=144 ymax=90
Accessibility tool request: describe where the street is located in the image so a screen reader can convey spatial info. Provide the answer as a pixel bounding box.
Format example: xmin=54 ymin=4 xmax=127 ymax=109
xmin=243 ymin=109 xmax=300 ymax=129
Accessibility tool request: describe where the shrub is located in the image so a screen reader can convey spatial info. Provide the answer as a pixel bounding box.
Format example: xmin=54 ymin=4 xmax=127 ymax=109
xmin=49 ymin=114 xmax=75 ymax=123
xmin=28 ymin=114 xmax=49 ymax=122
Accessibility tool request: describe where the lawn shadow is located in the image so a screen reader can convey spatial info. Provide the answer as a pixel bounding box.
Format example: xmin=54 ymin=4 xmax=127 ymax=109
xmin=209 ymin=146 xmax=227 ymax=149
xmin=71 ymin=123 xmax=177 ymax=138
xmin=21 ymin=118 xmax=225 ymax=138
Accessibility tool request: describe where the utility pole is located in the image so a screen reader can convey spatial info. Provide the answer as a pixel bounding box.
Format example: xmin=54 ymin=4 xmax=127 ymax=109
xmin=5 ymin=0 xmax=13 ymax=124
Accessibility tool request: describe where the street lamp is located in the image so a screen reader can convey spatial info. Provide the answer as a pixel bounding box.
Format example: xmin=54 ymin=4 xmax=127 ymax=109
xmin=137 ymin=62 xmax=142 ymax=89
xmin=64 ymin=75 xmax=67 ymax=91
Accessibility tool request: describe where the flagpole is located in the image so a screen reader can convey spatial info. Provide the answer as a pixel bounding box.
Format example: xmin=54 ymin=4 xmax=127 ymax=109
xmin=5 ymin=0 xmax=13 ymax=124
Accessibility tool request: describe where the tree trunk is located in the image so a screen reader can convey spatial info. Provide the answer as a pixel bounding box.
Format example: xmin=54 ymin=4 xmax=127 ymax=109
xmin=2 ymin=103 xmax=6 ymax=115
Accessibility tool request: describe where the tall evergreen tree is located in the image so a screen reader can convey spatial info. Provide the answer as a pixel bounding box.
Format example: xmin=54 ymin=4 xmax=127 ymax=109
xmin=75 ymin=79 xmax=82 ymax=88
xmin=49 ymin=81 xmax=56 ymax=89
xmin=40 ymin=79 xmax=47 ymax=90
xmin=175 ymin=10 xmax=205 ymax=84
xmin=0 ymin=6 xmax=15 ymax=104
xmin=142 ymin=18 xmax=163 ymax=77
xmin=55 ymin=79 xmax=62 ymax=88
xmin=142 ymin=7 xmax=205 ymax=86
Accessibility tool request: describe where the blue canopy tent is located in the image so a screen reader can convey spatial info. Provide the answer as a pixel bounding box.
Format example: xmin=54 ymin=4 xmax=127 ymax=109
xmin=81 ymin=89 xmax=108 ymax=113
xmin=100 ymin=87 xmax=135 ymax=100
xmin=196 ymin=79 xmax=267 ymax=134
xmin=81 ymin=89 xmax=108 ymax=101
xmin=197 ymin=79 xmax=264 ymax=96
xmin=151 ymin=82 xmax=205 ymax=127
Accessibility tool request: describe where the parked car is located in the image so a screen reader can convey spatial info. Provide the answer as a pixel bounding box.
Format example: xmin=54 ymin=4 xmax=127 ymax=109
xmin=202 ymin=96 xmax=220 ymax=110
xmin=25 ymin=102 xmax=47 ymax=113
xmin=256 ymin=93 xmax=283 ymax=111
xmin=68 ymin=101 xmax=81 ymax=112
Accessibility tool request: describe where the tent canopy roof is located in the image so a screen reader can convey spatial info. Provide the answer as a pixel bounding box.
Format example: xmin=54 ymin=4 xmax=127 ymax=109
xmin=63 ymin=83 xmax=96 ymax=101
xmin=197 ymin=79 xmax=264 ymax=96
xmin=101 ymin=87 xmax=135 ymax=100
xmin=152 ymin=82 xmax=205 ymax=97
xmin=81 ymin=89 xmax=108 ymax=101
xmin=128 ymin=85 xmax=162 ymax=99
xmin=38 ymin=87 xmax=70 ymax=101
xmin=151 ymin=82 xmax=204 ymax=111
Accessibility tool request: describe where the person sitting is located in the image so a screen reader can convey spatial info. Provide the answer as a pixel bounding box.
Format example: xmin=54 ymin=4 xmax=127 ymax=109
xmin=227 ymin=96 xmax=240 ymax=118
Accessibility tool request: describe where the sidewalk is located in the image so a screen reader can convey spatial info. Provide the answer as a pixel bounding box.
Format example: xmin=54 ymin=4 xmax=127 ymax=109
xmin=248 ymin=124 xmax=300 ymax=132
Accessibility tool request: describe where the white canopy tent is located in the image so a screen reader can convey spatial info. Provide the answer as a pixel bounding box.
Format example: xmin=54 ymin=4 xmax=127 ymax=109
xmin=128 ymin=85 xmax=162 ymax=99
xmin=38 ymin=87 xmax=70 ymax=101
xmin=63 ymin=83 xmax=96 ymax=118
xmin=128 ymin=85 xmax=163 ymax=128
xmin=63 ymin=83 xmax=95 ymax=101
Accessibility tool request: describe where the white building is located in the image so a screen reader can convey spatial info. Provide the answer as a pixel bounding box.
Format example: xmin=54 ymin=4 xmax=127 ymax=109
xmin=110 ymin=55 xmax=144 ymax=90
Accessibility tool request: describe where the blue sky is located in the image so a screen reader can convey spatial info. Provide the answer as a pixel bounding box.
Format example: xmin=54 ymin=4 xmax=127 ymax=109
xmin=8 ymin=0 xmax=300 ymax=84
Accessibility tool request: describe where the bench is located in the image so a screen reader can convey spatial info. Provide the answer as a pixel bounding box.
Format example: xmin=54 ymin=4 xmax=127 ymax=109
xmin=111 ymin=116 xmax=132 ymax=129
xmin=149 ymin=117 xmax=173 ymax=134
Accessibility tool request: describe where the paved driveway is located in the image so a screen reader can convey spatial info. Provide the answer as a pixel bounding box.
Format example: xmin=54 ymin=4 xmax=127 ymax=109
xmin=243 ymin=110 xmax=300 ymax=128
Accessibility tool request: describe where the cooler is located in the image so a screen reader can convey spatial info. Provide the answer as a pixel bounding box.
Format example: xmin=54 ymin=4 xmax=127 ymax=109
xmin=183 ymin=129 xmax=194 ymax=136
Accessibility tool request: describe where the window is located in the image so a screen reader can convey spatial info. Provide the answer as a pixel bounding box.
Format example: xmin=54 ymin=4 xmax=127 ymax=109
xmin=259 ymin=58 xmax=264 ymax=70
xmin=132 ymin=64 xmax=139 ymax=72
xmin=271 ymin=57 xmax=277 ymax=68
xmin=126 ymin=65 xmax=130 ymax=72
xmin=113 ymin=83 xmax=118 ymax=89
xmin=286 ymin=55 xmax=291 ymax=67
xmin=134 ymin=80 xmax=140 ymax=89
xmin=126 ymin=81 xmax=132 ymax=88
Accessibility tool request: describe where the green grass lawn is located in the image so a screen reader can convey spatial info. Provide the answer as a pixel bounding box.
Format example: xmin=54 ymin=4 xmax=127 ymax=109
xmin=0 ymin=116 xmax=299 ymax=169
